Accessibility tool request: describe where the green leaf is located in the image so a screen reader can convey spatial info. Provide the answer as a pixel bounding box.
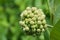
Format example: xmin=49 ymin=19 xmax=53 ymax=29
xmin=53 ymin=0 xmax=60 ymax=25
xmin=0 ymin=26 xmax=8 ymax=40
xmin=21 ymin=35 xmax=37 ymax=40
xmin=14 ymin=0 xmax=22 ymax=6
xmin=35 ymin=0 xmax=42 ymax=8
xmin=50 ymin=20 xmax=60 ymax=40
xmin=25 ymin=0 xmax=32 ymax=7
xmin=44 ymin=28 xmax=50 ymax=40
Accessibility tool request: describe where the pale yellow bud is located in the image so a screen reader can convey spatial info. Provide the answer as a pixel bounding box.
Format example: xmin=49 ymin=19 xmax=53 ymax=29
xmin=34 ymin=10 xmax=39 ymax=14
xmin=38 ymin=17 xmax=42 ymax=20
xmin=38 ymin=13 xmax=42 ymax=16
xmin=32 ymin=28 xmax=36 ymax=32
xmin=27 ymin=10 xmax=32 ymax=14
xmin=30 ymin=21 xmax=34 ymax=25
xmin=31 ymin=25 xmax=37 ymax=28
xmin=38 ymin=9 xmax=44 ymax=15
xmin=40 ymin=25 xmax=43 ymax=29
xmin=23 ymin=28 xmax=26 ymax=31
xmin=42 ymin=29 xmax=45 ymax=32
xmin=39 ymin=16 xmax=45 ymax=20
xmin=42 ymin=15 xmax=45 ymax=18
xmin=25 ymin=27 xmax=29 ymax=31
xmin=25 ymin=18 xmax=28 ymax=21
xmin=28 ymin=18 xmax=32 ymax=21
xmin=29 ymin=13 xmax=34 ymax=17
xmin=32 ymin=17 xmax=36 ymax=21
xmin=37 ymin=21 xmax=42 ymax=24
xmin=22 ymin=10 xmax=28 ymax=16
xmin=32 ymin=7 xmax=37 ymax=11
xmin=37 ymin=29 xmax=41 ymax=32
xmin=27 ymin=15 xmax=30 ymax=18
xmin=20 ymin=13 xmax=23 ymax=18
xmin=42 ymin=19 xmax=46 ymax=24
xmin=34 ymin=15 xmax=38 ymax=18
xmin=26 ymin=7 xmax=31 ymax=10
xmin=19 ymin=21 xmax=25 ymax=25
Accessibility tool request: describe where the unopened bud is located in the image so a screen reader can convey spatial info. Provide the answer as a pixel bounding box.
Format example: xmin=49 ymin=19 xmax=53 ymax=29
xmin=32 ymin=28 xmax=36 ymax=32
xmin=37 ymin=29 xmax=41 ymax=32
xmin=25 ymin=27 xmax=29 ymax=31
xmin=31 ymin=25 xmax=37 ymax=28
xmin=32 ymin=17 xmax=36 ymax=21
xmin=29 ymin=13 xmax=34 ymax=17
xmin=32 ymin=7 xmax=37 ymax=11
xmin=42 ymin=29 xmax=45 ymax=32
xmin=40 ymin=25 xmax=43 ymax=29
xmin=37 ymin=21 xmax=42 ymax=24
xmin=42 ymin=19 xmax=46 ymax=24
xmin=30 ymin=21 xmax=34 ymax=25
xmin=26 ymin=7 xmax=31 ymax=10
xmin=19 ymin=21 xmax=25 ymax=25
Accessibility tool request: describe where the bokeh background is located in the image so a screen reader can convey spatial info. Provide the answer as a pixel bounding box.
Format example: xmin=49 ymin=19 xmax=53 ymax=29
xmin=0 ymin=0 xmax=60 ymax=40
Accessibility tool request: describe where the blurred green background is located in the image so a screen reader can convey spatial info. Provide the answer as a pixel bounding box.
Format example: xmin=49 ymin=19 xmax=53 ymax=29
xmin=0 ymin=0 xmax=60 ymax=40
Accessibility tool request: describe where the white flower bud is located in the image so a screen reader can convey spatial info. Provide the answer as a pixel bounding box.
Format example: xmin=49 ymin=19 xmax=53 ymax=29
xmin=34 ymin=10 xmax=38 ymax=13
xmin=30 ymin=21 xmax=34 ymax=25
xmin=26 ymin=7 xmax=31 ymax=10
xmin=38 ymin=13 xmax=42 ymax=16
xmin=37 ymin=21 xmax=42 ymax=24
xmin=19 ymin=21 xmax=25 ymax=25
xmin=38 ymin=16 xmax=45 ymax=21
xmin=23 ymin=28 xmax=26 ymax=31
xmin=32 ymin=7 xmax=37 ymax=11
xmin=22 ymin=10 xmax=28 ymax=16
xmin=25 ymin=27 xmax=29 ymax=31
xmin=32 ymin=28 xmax=36 ymax=32
xmin=42 ymin=19 xmax=46 ymax=24
xmin=27 ymin=15 xmax=30 ymax=18
xmin=25 ymin=18 xmax=28 ymax=21
xmin=38 ymin=9 xmax=42 ymax=12
xmin=42 ymin=29 xmax=45 ymax=32
xmin=38 ymin=9 xmax=44 ymax=15
xmin=20 ymin=13 xmax=23 ymax=18
xmin=29 ymin=13 xmax=34 ymax=17
xmin=37 ymin=29 xmax=41 ymax=32
xmin=32 ymin=17 xmax=36 ymax=21
xmin=38 ymin=17 xmax=42 ymax=20
xmin=40 ymin=11 xmax=44 ymax=15
xmin=34 ymin=15 xmax=38 ymax=18
xmin=28 ymin=18 xmax=32 ymax=21
xmin=28 ymin=10 xmax=32 ymax=13
xmin=40 ymin=25 xmax=43 ymax=29
xmin=25 ymin=19 xmax=28 ymax=23
xmin=42 ymin=15 xmax=45 ymax=18
xmin=31 ymin=25 xmax=37 ymax=28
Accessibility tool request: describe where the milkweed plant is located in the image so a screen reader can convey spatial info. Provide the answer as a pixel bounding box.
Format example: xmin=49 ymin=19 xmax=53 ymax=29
xmin=19 ymin=7 xmax=53 ymax=40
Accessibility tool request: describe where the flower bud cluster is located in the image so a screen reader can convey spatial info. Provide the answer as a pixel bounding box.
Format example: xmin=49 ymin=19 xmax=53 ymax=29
xmin=19 ymin=7 xmax=52 ymax=35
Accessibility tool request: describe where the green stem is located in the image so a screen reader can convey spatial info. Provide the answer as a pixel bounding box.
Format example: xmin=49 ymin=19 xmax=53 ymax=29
xmin=46 ymin=0 xmax=55 ymax=25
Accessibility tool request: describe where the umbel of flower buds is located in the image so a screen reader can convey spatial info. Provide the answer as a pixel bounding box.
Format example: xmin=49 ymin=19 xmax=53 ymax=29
xmin=19 ymin=7 xmax=53 ymax=35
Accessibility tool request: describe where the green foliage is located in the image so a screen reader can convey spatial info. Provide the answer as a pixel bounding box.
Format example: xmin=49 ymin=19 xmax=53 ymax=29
xmin=0 ymin=0 xmax=60 ymax=40
xmin=50 ymin=20 xmax=60 ymax=40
